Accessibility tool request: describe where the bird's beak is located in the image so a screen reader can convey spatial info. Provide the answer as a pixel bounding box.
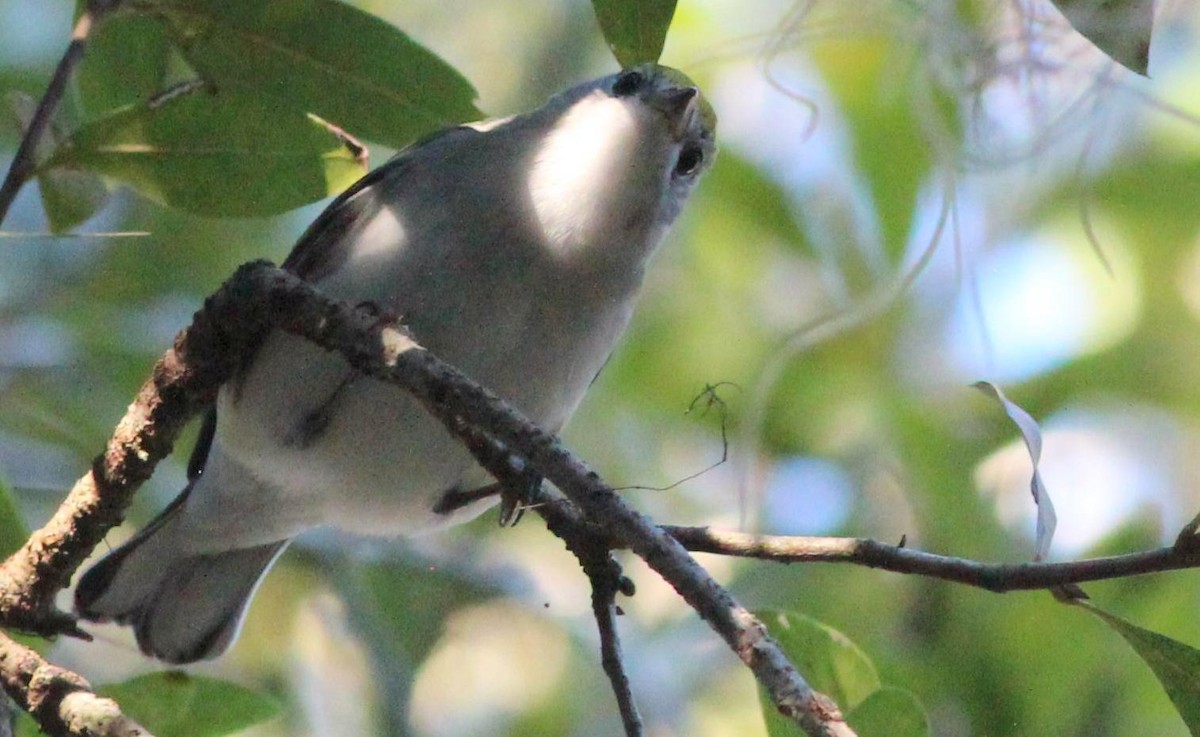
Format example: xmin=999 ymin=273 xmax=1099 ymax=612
xmin=655 ymin=86 xmax=699 ymax=141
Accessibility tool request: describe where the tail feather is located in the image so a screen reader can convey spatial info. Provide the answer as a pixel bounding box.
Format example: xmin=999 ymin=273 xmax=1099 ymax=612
xmin=76 ymin=486 xmax=289 ymax=664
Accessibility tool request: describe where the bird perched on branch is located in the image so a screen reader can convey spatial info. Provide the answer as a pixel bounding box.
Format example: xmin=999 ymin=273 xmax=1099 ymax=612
xmin=76 ymin=64 xmax=717 ymax=663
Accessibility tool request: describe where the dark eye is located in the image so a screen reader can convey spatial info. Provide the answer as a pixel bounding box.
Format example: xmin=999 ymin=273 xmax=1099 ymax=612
xmin=612 ymin=70 xmax=644 ymax=97
xmin=674 ymin=144 xmax=704 ymax=177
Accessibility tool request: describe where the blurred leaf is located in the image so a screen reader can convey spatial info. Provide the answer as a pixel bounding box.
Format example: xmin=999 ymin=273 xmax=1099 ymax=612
xmin=1089 ymin=155 xmax=1200 ymax=249
xmin=38 ymin=167 xmax=110 ymax=232
xmin=0 ymin=475 xmax=28 ymax=558
xmin=142 ymin=0 xmax=480 ymax=148
xmin=1051 ymin=0 xmax=1152 ymax=75
xmin=15 ymin=711 xmax=37 ymax=737
xmin=703 ymin=152 xmax=809 ymax=251
xmin=972 ymin=382 xmax=1057 ymax=561
xmin=847 ymin=686 xmax=931 ymax=737
xmin=6 ymin=89 xmax=111 ymax=230
xmin=756 ymin=610 xmax=880 ymax=736
xmin=1083 ymin=604 xmax=1200 ymax=734
xmin=6 ymin=90 xmax=56 ymax=162
xmin=591 ymin=0 xmax=678 ymax=67
xmin=45 ymin=88 xmax=367 ymax=217
xmin=350 ymin=556 xmax=502 ymax=666
xmin=98 ymin=672 xmax=281 ymax=737
xmin=811 ymin=35 xmax=938 ymax=266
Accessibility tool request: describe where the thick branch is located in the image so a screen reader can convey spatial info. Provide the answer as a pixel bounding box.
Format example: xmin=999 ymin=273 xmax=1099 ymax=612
xmin=0 ymin=262 xmax=282 ymax=633
xmin=663 ymin=527 xmax=1200 ymax=592
xmin=0 ymin=632 xmax=146 ymax=737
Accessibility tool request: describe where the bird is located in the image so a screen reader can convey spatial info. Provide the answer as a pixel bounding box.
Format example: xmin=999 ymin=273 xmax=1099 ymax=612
xmin=74 ymin=64 xmax=717 ymax=664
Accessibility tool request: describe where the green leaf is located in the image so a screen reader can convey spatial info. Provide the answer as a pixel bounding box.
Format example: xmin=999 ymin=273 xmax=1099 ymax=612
xmin=45 ymin=88 xmax=367 ymax=217
xmin=143 ymin=0 xmax=480 ymax=148
xmin=0 ymin=475 xmax=29 ymax=559
xmin=98 ymin=672 xmax=281 ymax=737
xmin=38 ymin=167 xmax=111 ymax=232
xmin=847 ymin=687 xmax=931 ymax=737
xmin=1083 ymin=604 xmax=1200 ymax=734
xmin=591 ymin=0 xmax=678 ymax=67
xmin=756 ymin=610 xmax=880 ymax=736
xmin=1050 ymin=0 xmax=1152 ymax=76
xmin=702 ymin=152 xmax=809 ymax=251
xmin=350 ymin=556 xmax=500 ymax=665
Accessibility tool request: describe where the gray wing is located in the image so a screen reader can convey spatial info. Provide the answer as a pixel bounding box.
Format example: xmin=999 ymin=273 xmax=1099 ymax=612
xmin=283 ymin=125 xmax=480 ymax=282
xmin=188 ymin=126 xmax=482 ymax=478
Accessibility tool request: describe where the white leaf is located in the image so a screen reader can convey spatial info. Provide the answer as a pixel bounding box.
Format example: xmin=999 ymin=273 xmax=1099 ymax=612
xmin=973 ymin=381 xmax=1057 ymax=561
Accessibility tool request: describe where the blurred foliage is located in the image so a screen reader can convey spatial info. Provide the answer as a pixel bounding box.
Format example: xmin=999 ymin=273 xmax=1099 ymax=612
xmin=2 ymin=1 xmax=1200 ymax=737
xmin=98 ymin=672 xmax=282 ymax=737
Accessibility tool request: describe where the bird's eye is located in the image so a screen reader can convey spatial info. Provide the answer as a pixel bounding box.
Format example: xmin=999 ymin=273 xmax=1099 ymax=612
xmin=674 ymin=144 xmax=704 ymax=177
xmin=612 ymin=70 xmax=644 ymax=97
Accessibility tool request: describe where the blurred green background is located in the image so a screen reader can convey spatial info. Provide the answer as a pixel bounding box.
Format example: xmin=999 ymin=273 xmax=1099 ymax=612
xmin=3 ymin=1 xmax=1200 ymax=735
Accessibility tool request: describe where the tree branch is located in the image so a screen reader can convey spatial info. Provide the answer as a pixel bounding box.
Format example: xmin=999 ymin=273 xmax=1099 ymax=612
xmin=432 ymin=420 xmax=645 ymax=735
xmin=0 ymin=0 xmax=123 ymax=228
xmin=0 ymin=262 xmax=852 ymax=737
xmin=535 ymin=490 xmax=644 ymax=737
xmin=663 ymin=527 xmax=1200 ymax=592
xmin=0 ymin=263 xmax=278 ymax=634
xmin=257 ymin=266 xmax=856 ymax=737
xmin=0 ymin=632 xmax=146 ymax=737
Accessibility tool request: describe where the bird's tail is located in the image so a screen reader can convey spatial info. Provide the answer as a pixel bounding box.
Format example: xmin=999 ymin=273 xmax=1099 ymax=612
xmin=75 ymin=484 xmax=289 ymax=664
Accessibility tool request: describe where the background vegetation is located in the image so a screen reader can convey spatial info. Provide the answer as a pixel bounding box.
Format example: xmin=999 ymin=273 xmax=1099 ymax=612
xmin=2 ymin=1 xmax=1200 ymax=735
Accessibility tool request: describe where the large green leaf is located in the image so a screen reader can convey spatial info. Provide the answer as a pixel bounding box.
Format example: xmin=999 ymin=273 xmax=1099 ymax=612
xmin=144 ymin=0 xmax=480 ymax=148
xmin=1083 ymin=603 xmax=1200 ymax=735
xmin=590 ymin=0 xmax=678 ymax=67
xmin=75 ymin=7 xmax=177 ymax=114
xmin=45 ymin=89 xmax=367 ymax=217
xmin=756 ymin=610 xmax=880 ymax=736
xmin=846 ymin=687 xmax=931 ymax=737
xmin=98 ymin=672 xmax=281 ymax=737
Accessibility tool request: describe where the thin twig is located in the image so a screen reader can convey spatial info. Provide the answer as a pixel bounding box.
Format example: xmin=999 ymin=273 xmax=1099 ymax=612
xmin=587 ymin=560 xmax=642 ymax=737
xmin=0 ymin=0 xmax=124 ymax=228
xmin=432 ymin=412 xmax=645 ymax=734
xmin=663 ymin=527 xmax=1200 ymax=592
xmin=533 ymin=491 xmax=644 ymax=737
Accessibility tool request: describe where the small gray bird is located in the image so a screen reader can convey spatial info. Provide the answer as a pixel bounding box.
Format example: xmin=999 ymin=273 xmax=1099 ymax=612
xmin=75 ymin=64 xmax=717 ymax=663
